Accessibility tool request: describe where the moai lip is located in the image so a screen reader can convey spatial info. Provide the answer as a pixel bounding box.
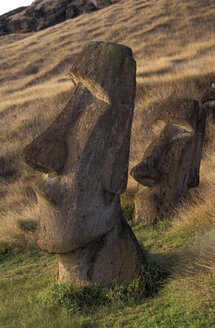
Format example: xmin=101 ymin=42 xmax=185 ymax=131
xmin=131 ymin=98 xmax=206 ymax=223
xmin=21 ymin=41 xmax=144 ymax=285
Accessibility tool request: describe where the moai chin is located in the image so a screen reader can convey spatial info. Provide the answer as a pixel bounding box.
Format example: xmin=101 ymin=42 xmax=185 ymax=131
xmin=130 ymin=98 xmax=206 ymax=223
xmin=21 ymin=42 xmax=144 ymax=285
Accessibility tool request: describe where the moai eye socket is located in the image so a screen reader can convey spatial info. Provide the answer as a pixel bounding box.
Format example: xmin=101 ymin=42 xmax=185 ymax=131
xmin=152 ymin=118 xmax=194 ymax=137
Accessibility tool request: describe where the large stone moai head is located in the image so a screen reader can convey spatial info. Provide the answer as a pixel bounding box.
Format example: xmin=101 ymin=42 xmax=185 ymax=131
xmin=21 ymin=42 xmax=143 ymax=285
xmin=131 ymin=98 xmax=206 ymax=223
xmin=201 ymin=82 xmax=215 ymax=145
xmin=201 ymin=82 xmax=215 ymax=122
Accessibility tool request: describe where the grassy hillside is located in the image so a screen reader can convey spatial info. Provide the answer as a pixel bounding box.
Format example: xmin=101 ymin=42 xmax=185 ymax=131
xmin=1 ymin=0 xmax=215 ymax=326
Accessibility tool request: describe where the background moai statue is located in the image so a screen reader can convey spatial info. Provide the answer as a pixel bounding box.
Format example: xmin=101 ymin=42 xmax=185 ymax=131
xmin=201 ymin=82 xmax=215 ymax=122
xmin=201 ymin=82 xmax=215 ymax=145
xmin=130 ymin=98 xmax=206 ymax=223
xmin=21 ymin=42 xmax=144 ymax=285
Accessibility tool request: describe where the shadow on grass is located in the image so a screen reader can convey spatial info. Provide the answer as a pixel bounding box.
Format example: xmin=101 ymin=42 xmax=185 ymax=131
xmin=37 ymin=251 xmax=172 ymax=316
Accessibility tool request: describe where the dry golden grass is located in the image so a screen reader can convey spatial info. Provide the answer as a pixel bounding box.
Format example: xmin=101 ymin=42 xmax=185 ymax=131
xmin=1 ymin=0 xmax=215 ymax=294
xmin=168 ymin=229 xmax=215 ymax=308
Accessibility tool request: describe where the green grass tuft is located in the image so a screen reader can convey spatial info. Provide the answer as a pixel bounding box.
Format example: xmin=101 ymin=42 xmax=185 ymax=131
xmin=121 ymin=202 xmax=134 ymax=221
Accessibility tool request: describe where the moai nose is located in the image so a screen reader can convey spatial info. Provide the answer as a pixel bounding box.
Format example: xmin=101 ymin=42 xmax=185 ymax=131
xmin=130 ymin=133 xmax=164 ymax=187
xmin=130 ymin=158 xmax=161 ymax=187
xmin=130 ymin=121 xmax=194 ymax=187
xmin=20 ymin=125 xmax=67 ymax=175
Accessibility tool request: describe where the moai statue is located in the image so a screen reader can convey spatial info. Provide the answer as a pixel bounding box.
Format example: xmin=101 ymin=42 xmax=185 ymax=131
xmin=201 ymin=82 xmax=215 ymax=122
xmin=201 ymin=82 xmax=215 ymax=145
xmin=21 ymin=42 xmax=144 ymax=285
xmin=130 ymin=98 xmax=206 ymax=223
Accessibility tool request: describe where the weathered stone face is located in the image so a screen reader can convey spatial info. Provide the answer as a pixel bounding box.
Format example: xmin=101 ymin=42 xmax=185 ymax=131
xmin=201 ymin=83 xmax=215 ymax=144
xmin=201 ymin=82 xmax=215 ymax=108
xmin=21 ymin=42 xmax=143 ymax=285
xmin=131 ymin=98 xmax=206 ymax=222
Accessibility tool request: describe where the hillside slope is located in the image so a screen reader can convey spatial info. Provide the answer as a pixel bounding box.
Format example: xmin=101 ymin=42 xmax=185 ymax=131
xmin=0 ymin=0 xmax=115 ymax=35
xmin=1 ymin=0 xmax=215 ymax=169
xmin=1 ymin=0 xmax=215 ymax=245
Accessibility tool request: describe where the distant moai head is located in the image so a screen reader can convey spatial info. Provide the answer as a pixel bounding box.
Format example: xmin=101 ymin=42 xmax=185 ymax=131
xmin=131 ymin=98 xmax=206 ymax=222
xmin=21 ymin=42 xmax=143 ymax=285
xmin=201 ymin=81 xmax=215 ymax=121
xmin=201 ymin=82 xmax=215 ymax=145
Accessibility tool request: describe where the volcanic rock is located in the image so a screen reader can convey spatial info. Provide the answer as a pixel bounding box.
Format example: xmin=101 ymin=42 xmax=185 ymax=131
xmin=0 ymin=0 xmax=117 ymax=35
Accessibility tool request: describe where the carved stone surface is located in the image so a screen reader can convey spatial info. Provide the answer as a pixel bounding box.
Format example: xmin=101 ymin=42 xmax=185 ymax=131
xmin=131 ymin=98 xmax=206 ymax=223
xmin=201 ymin=83 xmax=215 ymax=144
xmin=58 ymin=220 xmax=143 ymax=285
xmin=21 ymin=41 xmax=144 ymax=285
xmin=201 ymin=82 xmax=215 ymax=121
